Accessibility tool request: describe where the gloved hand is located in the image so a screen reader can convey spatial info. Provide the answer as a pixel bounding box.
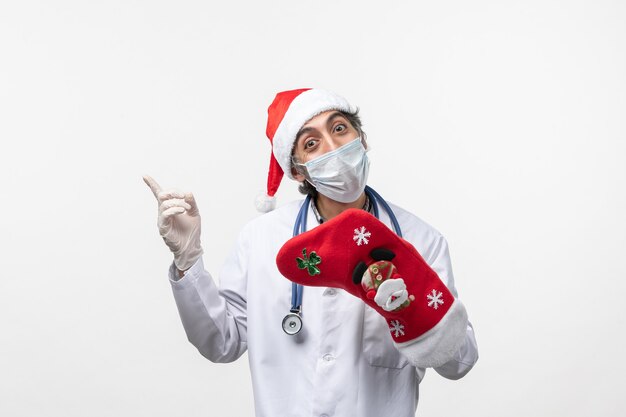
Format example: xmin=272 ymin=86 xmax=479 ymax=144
xmin=276 ymin=209 xmax=468 ymax=368
xmin=143 ymin=175 xmax=203 ymax=271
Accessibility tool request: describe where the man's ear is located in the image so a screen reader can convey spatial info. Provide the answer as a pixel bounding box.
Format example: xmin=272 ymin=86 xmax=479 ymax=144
xmin=293 ymin=171 xmax=306 ymax=182
xmin=291 ymin=165 xmax=306 ymax=182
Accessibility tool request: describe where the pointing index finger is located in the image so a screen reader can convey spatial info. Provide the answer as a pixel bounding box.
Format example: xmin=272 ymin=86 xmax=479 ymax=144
xmin=143 ymin=175 xmax=162 ymax=199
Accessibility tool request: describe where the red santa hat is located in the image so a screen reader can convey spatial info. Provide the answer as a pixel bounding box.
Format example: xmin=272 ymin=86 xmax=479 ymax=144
xmin=255 ymin=88 xmax=357 ymax=212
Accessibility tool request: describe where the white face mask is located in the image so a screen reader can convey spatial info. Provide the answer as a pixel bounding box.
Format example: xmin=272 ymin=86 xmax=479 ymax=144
xmin=297 ymin=137 xmax=370 ymax=203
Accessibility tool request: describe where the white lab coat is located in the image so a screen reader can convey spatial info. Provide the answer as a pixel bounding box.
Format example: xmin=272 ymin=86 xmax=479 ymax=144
xmin=168 ymin=199 xmax=478 ymax=417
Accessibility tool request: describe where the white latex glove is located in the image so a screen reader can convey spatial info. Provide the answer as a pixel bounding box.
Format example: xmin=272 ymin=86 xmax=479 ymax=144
xmin=143 ymin=175 xmax=203 ymax=271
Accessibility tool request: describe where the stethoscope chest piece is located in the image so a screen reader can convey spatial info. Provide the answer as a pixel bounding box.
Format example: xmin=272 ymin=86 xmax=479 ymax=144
xmin=282 ymin=311 xmax=303 ymax=335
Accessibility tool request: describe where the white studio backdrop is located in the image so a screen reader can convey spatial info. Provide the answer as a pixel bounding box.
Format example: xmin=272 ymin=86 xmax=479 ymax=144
xmin=1 ymin=1 xmax=625 ymax=416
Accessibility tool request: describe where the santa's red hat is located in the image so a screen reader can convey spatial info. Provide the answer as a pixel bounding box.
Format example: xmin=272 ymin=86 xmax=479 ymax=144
xmin=255 ymin=88 xmax=357 ymax=212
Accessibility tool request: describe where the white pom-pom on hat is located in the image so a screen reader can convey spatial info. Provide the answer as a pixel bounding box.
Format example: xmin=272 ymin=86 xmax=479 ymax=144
xmin=255 ymin=192 xmax=277 ymax=213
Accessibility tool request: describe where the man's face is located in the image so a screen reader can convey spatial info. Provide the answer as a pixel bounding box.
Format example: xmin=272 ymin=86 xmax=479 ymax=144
xmin=291 ymin=110 xmax=360 ymax=182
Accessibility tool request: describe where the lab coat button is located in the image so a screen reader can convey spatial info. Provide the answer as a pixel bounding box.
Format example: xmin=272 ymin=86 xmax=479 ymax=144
xmin=322 ymin=354 xmax=335 ymax=362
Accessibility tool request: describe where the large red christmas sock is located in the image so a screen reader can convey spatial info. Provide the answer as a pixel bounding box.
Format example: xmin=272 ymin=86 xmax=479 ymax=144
xmin=276 ymin=208 xmax=468 ymax=368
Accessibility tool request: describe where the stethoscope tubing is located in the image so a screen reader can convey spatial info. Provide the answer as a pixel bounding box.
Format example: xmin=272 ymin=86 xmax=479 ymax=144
xmin=365 ymin=186 xmax=402 ymax=238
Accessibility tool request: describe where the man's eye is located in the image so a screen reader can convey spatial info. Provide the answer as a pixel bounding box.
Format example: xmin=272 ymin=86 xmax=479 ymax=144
xmin=334 ymin=123 xmax=346 ymax=133
xmin=305 ymin=139 xmax=316 ymax=149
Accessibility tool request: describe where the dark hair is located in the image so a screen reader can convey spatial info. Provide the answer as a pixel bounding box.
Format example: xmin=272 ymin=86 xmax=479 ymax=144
xmin=290 ymin=109 xmax=366 ymax=197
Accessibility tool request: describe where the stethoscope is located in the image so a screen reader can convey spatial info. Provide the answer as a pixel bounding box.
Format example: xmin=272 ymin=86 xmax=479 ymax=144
xmin=281 ymin=185 xmax=403 ymax=335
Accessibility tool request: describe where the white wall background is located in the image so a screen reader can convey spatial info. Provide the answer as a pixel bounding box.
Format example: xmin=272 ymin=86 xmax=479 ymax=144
xmin=1 ymin=0 xmax=625 ymax=415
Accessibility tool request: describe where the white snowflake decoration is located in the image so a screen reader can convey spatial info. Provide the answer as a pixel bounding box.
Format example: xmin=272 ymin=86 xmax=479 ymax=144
xmin=353 ymin=226 xmax=371 ymax=246
xmin=389 ymin=320 xmax=405 ymax=337
xmin=426 ymin=289 xmax=444 ymax=310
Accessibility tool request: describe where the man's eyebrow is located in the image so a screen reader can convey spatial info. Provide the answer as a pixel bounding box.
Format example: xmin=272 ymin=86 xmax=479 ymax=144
xmin=325 ymin=111 xmax=346 ymax=126
xmin=295 ymin=126 xmax=316 ymax=144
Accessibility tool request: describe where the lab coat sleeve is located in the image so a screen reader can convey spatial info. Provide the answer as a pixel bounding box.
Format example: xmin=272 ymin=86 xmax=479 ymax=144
xmin=168 ymin=232 xmax=249 ymax=363
xmin=425 ymin=235 xmax=479 ymax=379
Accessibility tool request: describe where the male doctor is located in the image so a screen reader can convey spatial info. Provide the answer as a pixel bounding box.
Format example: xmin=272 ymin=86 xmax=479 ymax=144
xmin=144 ymin=88 xmax=478 ymax=417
